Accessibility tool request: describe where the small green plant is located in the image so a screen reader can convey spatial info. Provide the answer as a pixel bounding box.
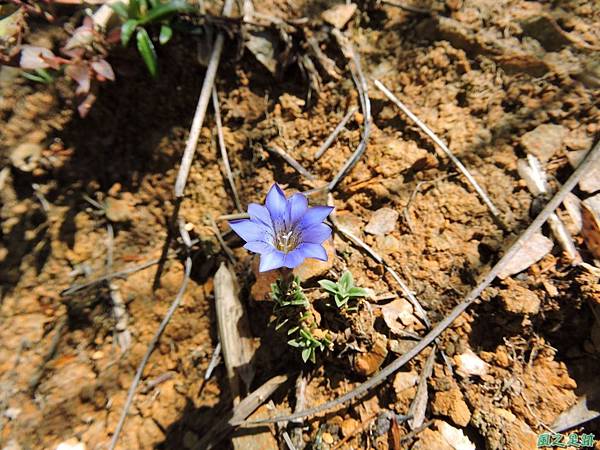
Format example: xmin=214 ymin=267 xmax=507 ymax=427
xmin=287 ymin=324 xmax=331 ymax=363
xmin=111 ymin=0 xmax=193 ymax=76
xmin=271 ymin=275 xmax=308 ymax=308
xmin=318 ymin=271 xmax=369 ymax=309
xmin=22 ymin=68 xmax=55 ymax=84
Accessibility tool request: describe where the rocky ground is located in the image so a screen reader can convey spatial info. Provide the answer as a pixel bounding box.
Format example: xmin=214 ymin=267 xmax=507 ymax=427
xmin=0 ymin=0 xmax=599 ymax=449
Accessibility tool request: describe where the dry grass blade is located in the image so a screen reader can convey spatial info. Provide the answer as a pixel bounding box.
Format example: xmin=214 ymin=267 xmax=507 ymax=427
xmin=373 ymin=79 xmax=501 ymax=221
xmin=328 ymin=29 xmax=372 ymax=192
xmin=212 ymin=86 xmax=243 ymax=212
xmin=204 ymin=341 xmax=222 ymax=381
xmin=236 ymin=137 xmax=600 ymax=426
xmin=209 ymin=215 xmax=236 ymax=264
xmin=214 ymin=262 xmax=256 ymax=403
xmin=265 ymin=145 xmax=316 ymax=180
xmin=407 ymin=346 xmax=436 ymax=429
xmin=175 ymin=0 xmax=235 ymax=198
xmin=194 ymin=374 xmax=289 ymax=450
xmin=108 ymin=221 xmax=193 ymax=450
xmin=61 ymin=257 xmax=160 ymax=296
xmin=315 ymin=106 xmax=358 ymax=159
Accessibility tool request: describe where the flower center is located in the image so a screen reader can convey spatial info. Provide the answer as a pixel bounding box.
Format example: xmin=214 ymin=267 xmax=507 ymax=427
xmin=274 ymin=224 xmax=300 ymax=253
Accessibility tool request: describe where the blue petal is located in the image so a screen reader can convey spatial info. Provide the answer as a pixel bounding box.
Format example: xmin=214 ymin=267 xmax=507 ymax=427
xmin=283 ymin=249 xmax=306 ymax=268
xmin=248 ymin=203 xmax=273 ymax=228
xmin=299 ymin=206 xmax=334 ymax=229
xmin=230 ymin=219 xmax=269 ymax=243
xmin=296 ymin=242 xmax=328 ymax=261
xmin=301 ymin=223 xmax=332 ymax=244
xmin=244 ymin=241 xmax=274 ymax=255
xmin=265 ymin=184 xmax=288 ymax=222
xmin=287 ymin=193 xmax=308 ymax=225
xmin=259 ymin=250 xmax=285 ymax=272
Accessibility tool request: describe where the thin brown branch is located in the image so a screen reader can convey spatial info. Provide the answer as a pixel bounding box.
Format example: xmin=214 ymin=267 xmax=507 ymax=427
xmin=265 ymin=145 xmax=316 ymax=181
xmin=212 ymin=86 xmax=243 ymax=212
xmin=315 ymin=106 xmax=357 ymax=159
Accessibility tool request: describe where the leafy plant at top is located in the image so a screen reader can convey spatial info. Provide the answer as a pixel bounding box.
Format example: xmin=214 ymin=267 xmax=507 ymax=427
xmin=111 ymin=0 xmax=193 ymax=77
xmin=270 ymin=275 xmax=308 ymax=308
xmin=287 ymin=324 xmax=331 ymax=363
xmin=318 ymin=271 xmax=369 ymax=309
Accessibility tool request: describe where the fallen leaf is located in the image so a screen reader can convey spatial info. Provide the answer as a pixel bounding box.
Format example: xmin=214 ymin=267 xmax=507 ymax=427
xmin=382 ymin=298 xmax=419 ymax=334
xmin=497 ymin=232 xmax=553 ymax=279
xmin=582 ymin=194 xmax=600 ymax=260
xmin=321 ymin=3 xmax=357 ymax=29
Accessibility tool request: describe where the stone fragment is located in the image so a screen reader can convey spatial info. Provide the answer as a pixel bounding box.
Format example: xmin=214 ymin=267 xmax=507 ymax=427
xmin=105 ymin=197 xmax=132 ymax=223
xmin=432 ymin=389 xmax=472 ymax=427
xmin=354 ymin=334 xmax=388 ymax=376
xmin=321 ymin=3 xmax=357 ymax=29
xmin=364 ymin=207 xmax=398 ymax=236
xmin=293 ymin=238 xmax=335 ymax=281
xmin=340 ymin=417 xmax=359 ymax=437
xmin=582 ymin=194 xmax=600 ymax=260
xmin=393 ymin=370 xmax=419 ymax=397
xmin=520 ymin=124 xmax=567 ymax=162
xmin=566 ymin=150 xmax=600 ymax=193
xmin=438 ymin=420 xmax=476 ymax=450
xmin=454 ymin=349 xmax=490 ymax=378
xmin=498 ymin=282 xmax=541 ymax=315
xmin=10 ymin=142 xmax=42 ymax=172
xmin=382 ymin=298 xmax=418 ymax=335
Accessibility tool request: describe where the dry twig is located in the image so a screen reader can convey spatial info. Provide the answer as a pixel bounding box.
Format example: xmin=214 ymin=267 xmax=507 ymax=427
xmin=236 ymin=138 xmax=600 ymax=425
xmin=265 ymin=145 xmax=316 ymax=181
xmin=407 ymin=346 xmax=436 ymax=429
xmin=328 ymin=30 xmax=372 ymax=192
xmin=373 ymin=79 xmax=501 ymax=221
xmin=213 ymin=86 xmax=243 ymax=212
xmin=315 ymin=106 xmax=358 ymax=159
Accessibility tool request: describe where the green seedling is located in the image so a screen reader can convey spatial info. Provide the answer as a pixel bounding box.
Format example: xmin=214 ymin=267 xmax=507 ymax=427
xmin=287 ymin=321 xmax=331 ymax=363
xmin=111 ymin=0 xmax=193 ymax=76
xmin=271 ymin=275 xmax=308 ymax=308
xmin=22 ymin=68 xmax=55 ymax=84
xmin=318 ymin=271 xmax=369 ymax=309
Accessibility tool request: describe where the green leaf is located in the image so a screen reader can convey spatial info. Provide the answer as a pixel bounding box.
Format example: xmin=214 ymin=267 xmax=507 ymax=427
xmin=121 ymin=19 xmax=139 ymax=46
xmin=340 ymin=271 xmax=353 ymax=291
xmin=22 ymin=71 xmax=50 ymax=84
xmin=287 ymin=339 xmax=301 ymax=348
xmin=139 ymin=0 xmax=192 ymax=25
xmin=347 ymin=287 xmax=369 ymax=298
xmin=136 ymin=28 xmax=158 ymax=77
xmin=301 ymin=348 xmax=311 ymax=363
xmin=128 ymin=0 xmax=140 ymax=18
xmin=110 ymin=1 xmax=130 ymax=20
xmin=287 ymin=326 xmax=299 ymax=335
xmin=159 ymin=24 xmax=173 ymax=44
xmin=318 ymin=279 xmax=338 ymax=294
xmin=334 ymin=294 xmax=348 ymax=308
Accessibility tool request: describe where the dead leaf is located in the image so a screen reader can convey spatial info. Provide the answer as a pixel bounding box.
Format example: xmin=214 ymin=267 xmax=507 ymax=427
xmin=582 ymin=194 xmax=600 ymax=260
xmin=382 ymin=298 xmax=419 ymax=334
xmin=497 ymin=231 xmax=553 ymax=279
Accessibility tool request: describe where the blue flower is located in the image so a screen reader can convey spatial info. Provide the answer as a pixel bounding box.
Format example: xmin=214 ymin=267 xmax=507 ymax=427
xmin=229 ymin=184 xmax=334 ymax=272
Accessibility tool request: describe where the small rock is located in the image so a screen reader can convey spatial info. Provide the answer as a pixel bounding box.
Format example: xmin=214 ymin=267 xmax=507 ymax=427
xmin=105 ymin=197 xmax=132 ymax=223
xmin=498 ymin=282 xmax=541 ymax=315
xmin=340 ymin=418 xmax=359 ymax=437
xmin=250 ymin=258 xmax=280 ymax=301
xmin=562 ymin=193 xmax=583 ymax=234
xmin=432 ymin=389 xmax=471 ymax=427
xmin=55 ymin=440 xmax=86 ymax=450
xmin=335 ymin=211 xmax=363 ymax=236
xmin=10 ymin=142 xmax=42 ymax=172
xmin=454 ymin=349 xmax=490 ymax=378
xmin=2 ymin=440 xmax=22 ymax=450
xmin=438 ymin=420 xmax=476 ymax=450
xmin=91 ymin=351 xmax=104 ymax=360
xmin=382 ymin=298 xmax=419 ymax=335
xmin=365 ymin=207 xmax=399 ymax=236
xmin=321 ymin=432 xmax=334 ymax=444
xmin=354 ymin=334 xmax=388 ymax=376
xmin=520 ymin=124 xmax=567 ymax=162
xmin=321 ymin=3 xmax=357 ymax=29
xmin=412 ymin=428 xmax=454 ymax=450
xmin=4 ymin=408 xmax=21 ymax=420
xmin=137 ymin=418 xmax=165 ymax=449
xmin=497 ymin=232 xmax=553 ymax=279
xmin=393 ymin=370 xmax=419 ymax=397
xmin=293 ymin=239 xmax=335 ymax=281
